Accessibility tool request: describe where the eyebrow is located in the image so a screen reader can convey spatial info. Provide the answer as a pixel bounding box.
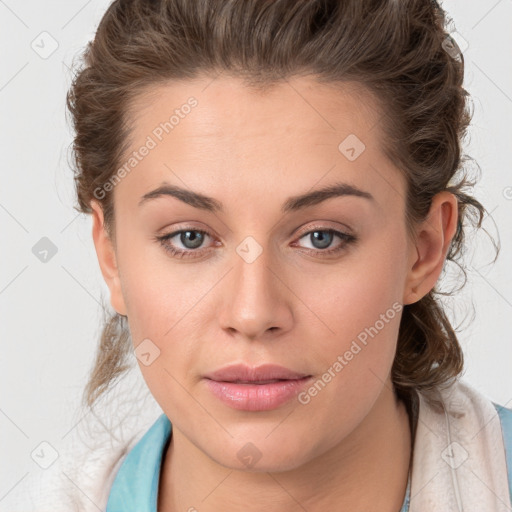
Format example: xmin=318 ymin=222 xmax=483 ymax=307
xmin=138 ymin=180 xmax=374 ymax=214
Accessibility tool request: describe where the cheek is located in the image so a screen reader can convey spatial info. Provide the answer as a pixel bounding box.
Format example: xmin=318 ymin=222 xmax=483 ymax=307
xmin=297 ymin=228 xmax=407 ymax=333
xmin=292 ymin=228 xmax=407 ymax=388
xmin=115 ymin=226 xmax=203 ymax=338
xmin=115 ymin=235 xmax=221 ymax=403
xmin=117 ymin=257 xmax=205 ymax=411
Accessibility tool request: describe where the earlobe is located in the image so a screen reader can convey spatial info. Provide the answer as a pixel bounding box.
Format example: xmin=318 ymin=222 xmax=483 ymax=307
xmin=90 ymin=200 xmax=128 ymax=316
xmin=403 ymin=191 xmax=458 ymax=305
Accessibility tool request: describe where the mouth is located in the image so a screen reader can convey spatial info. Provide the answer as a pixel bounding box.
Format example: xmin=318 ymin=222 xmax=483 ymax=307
xmin=202 ymin=365 xmax=312 ymax=411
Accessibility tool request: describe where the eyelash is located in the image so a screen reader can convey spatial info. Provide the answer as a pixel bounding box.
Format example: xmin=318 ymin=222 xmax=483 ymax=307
xmin=155 ymin=226 xmax=357 ymax=260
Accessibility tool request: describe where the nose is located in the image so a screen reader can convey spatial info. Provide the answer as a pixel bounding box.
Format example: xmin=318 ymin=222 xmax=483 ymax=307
xmin=217 ymin=239 xmax=294 ymax=341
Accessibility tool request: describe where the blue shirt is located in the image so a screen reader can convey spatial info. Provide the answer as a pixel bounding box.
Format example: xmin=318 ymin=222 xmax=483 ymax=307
xmin=106 ymin=403 xmax=512 ymax=512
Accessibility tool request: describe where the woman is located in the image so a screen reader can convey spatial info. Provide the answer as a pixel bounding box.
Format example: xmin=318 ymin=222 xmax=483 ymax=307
xmin=14 ymin=0 xmax=512 ymax=511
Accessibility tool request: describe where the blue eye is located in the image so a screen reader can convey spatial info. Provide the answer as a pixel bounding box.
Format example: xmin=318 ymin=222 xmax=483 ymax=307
xmin=155 ymin=227 xmax=356 ymax=259
xmin=295 ymin=229 xmax=355 ymax=253
xmin=156 ymin=229 xmax=212 ymax=258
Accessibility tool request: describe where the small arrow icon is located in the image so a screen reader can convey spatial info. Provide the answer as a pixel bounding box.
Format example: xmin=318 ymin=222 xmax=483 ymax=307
xmin=31 ymin=441 xmax=59 ymax=469
xmin=31 ymin=31 xmax=59 ymax=59
xmin=32 ymin=237 xmax=58 ymax=263
xmin=134 ymin=338 xmax=161 ymax=366
xmin=237 ymin=442 xmax=262 ymax=468
xmin=441 ymin=441 xmax=468 ymax=469
xmin=236 ymin=236 xmax=263 ymax=263
xmin=338 ymin=134 xmax=365 ymax=161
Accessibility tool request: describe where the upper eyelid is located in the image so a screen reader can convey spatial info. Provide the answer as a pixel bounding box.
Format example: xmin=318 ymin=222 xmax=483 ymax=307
xmin=162 ymin=218 xmax=353 ymax=236
xmin=160 ymin=223 xmax=351 ymax=238
xmin=295 ymin=222 xmax=353 ymax=237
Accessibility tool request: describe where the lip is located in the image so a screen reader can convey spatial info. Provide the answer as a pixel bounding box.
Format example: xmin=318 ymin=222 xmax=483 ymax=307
xmin=203 ymin=364 xmax=312 ymax=411
xmin=204 ymin=363 xmax=310 ymax=382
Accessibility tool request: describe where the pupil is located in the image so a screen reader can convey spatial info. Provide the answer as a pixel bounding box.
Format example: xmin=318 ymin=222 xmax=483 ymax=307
xmin=312 ymin=231 xmax=332 ymax=249
xmin=182 ymin=231 xmax=203 ymax=249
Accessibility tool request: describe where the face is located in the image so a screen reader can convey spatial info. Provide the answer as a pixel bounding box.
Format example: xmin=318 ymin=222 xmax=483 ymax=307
xmin=93 ymin=75 xmax=420 ymax=472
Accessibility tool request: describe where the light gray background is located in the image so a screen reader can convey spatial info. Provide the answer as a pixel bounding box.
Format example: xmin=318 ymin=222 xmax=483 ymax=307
xmin=1 ymin=0 xmax=511 ymax=506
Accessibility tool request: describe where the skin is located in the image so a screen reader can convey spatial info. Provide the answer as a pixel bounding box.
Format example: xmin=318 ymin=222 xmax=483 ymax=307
xmin=91 ymin=75 xmax=458 ymax=511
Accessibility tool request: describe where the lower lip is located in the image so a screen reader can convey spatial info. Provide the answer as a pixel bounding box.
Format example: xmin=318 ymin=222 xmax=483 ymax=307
xmin=204 ymin=377 xmax=312 ymax=411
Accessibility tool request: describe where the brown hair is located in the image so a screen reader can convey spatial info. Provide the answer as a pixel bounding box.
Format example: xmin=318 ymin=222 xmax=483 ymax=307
xmin=66 ymin=0 xmax=497 ymax=411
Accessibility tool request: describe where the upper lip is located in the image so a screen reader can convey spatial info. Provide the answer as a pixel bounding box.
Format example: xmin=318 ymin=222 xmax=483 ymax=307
xmin=204 ymin=364 xmax=310 ymax=383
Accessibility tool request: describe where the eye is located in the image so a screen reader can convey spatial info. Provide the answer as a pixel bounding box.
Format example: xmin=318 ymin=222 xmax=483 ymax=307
xmin=155 ymin=226 xmax=357 ymax=260
xmin=155 ymin=228 xmax=214 ymax=259
xmin=293 ymin=228 xmax=357 ymax=256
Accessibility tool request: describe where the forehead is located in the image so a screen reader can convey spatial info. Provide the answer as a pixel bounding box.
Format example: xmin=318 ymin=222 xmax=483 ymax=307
xmin=128 ymin=75 xmax=384 ymax=146
xmin=115 ymin=75 xmax=402 ymax=214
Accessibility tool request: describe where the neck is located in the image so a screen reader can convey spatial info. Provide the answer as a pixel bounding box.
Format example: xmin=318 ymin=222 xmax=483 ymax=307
xmin=158 ymin=380 xmax=412 ymax=512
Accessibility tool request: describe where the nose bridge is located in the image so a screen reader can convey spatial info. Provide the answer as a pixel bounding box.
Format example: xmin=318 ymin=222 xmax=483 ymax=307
xmin=218 ymin=234 xmax=291 ymax=339
xmin=235 ymin=235 xmax=274 ymax=298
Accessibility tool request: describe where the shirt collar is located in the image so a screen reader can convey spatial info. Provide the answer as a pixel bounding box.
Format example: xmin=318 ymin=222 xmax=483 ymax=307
xmin=106 ymin=413 xmax=172 ymax=512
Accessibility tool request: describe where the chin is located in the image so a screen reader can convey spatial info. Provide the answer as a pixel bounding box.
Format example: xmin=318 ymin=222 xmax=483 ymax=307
xmin=206 ymin=433 xmax=315 ymax=473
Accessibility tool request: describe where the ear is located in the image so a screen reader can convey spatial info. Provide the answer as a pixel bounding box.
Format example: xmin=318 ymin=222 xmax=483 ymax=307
xmin=403 ymin=191 xmax=458 ymax=305
xmin=90 ymin=200 xmax=127 ymax=316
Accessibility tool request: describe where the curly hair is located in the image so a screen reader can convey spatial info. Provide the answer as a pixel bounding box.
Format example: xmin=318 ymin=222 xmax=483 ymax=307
xmin=65 ymin=0 xmax=496 ymax=412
